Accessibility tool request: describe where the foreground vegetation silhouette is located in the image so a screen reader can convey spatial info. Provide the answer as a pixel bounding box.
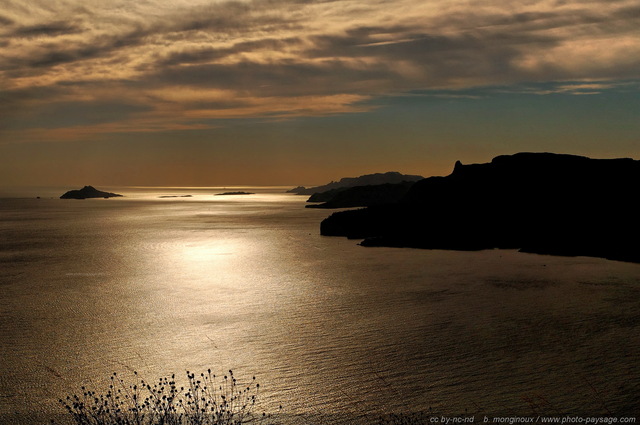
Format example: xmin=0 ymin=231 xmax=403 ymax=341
xmin=55 ymin=369 xmax=277 ymax=425
xmin=51 ymin=368 xmax=622 ymax=425
xmin=53 ymin=369 xmax=446 ymax=425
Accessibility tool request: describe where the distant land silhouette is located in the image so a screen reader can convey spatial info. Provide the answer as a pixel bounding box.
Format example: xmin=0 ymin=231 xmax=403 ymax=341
xmin=306 ymin=181 xmax=417 ymax=209
xmin=159 ymin=195 xmax=192 ymax=198
xmin=215 ymin=191 xmax=255 ymax=196
xmin=60 ymin=186 xmax=123 ymax=199
xmin=286 ymin=186 xmax=306 ymax=194
xmin=288 ymin=171 xmax=424 ymax=196
xmin=320 ymin=153 xmax=640 ymax=263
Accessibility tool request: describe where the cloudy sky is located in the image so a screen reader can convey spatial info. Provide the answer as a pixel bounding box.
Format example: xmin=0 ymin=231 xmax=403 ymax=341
xmin=1 ymin=0 xmax=639 ymax=186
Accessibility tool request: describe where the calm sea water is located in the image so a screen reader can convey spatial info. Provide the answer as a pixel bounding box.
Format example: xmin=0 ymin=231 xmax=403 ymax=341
xmin=1 ymin=187 xmax=639 ymax=424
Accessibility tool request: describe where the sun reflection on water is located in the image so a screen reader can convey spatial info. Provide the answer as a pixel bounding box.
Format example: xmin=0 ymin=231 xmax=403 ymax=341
xmin=1 ymin=190 xmax=640 ymax=424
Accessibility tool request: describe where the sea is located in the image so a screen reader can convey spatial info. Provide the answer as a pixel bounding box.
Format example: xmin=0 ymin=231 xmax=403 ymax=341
xmin=0 ymin=186 xmax=639 ymax=424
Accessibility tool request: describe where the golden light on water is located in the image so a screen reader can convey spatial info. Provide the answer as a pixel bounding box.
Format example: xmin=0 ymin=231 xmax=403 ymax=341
xmin=0 ymin=191 xmax=639 ymax=424
xmin=180 ymin=242 xmax=236 ymax=264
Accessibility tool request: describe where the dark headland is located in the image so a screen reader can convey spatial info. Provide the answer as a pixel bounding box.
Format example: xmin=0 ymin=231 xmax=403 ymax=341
xmin=60 ymin=186 xmax=123 ymax=199
xmin=306 ymin=181 xmax=417 ymax=209
xmin=320 ymin=153 xmax=640 ymax=263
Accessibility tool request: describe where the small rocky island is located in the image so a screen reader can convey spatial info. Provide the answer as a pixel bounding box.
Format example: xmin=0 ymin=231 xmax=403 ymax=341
xmin=215 ymin=191 xmax=254 ymax=196
xmin=320 ymin=153 xmax=640 ymax=263
xmin=60 ymin=186 xmax=123 ymax=199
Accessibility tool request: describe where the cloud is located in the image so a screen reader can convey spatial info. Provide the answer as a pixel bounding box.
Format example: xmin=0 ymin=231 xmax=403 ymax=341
xmin=13 ymin=21 xmax=84 ymax=38
xmin=1 ymin=25 xmax=153 ymax=71
xmin=2 ymin=0 xmax=640 ymax=142
xmin=155 ymin=37 xmax=305 ymax=67
xmin=0 ymin=15 xmax=14 ymax=26
xmin=148 ymin=60 xmax=396 ymax=97
xmin=507 ymin=81 xmax=637 ymax=96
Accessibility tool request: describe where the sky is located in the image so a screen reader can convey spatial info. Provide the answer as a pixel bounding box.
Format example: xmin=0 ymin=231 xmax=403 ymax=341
xmin=1 ymin=0 xmax=639 ymax=187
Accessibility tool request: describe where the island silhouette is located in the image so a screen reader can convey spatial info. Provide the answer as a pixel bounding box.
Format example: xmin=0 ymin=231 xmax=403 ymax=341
xmin=320 ymin=152 xmax=640 ymax=263
xmin=215 ymin=191 xmax=255 ymax=196
xmin=60 ymin=186 xmax=123 ymax=199
xmin=289 ymin=171 xmax=424 ymax=196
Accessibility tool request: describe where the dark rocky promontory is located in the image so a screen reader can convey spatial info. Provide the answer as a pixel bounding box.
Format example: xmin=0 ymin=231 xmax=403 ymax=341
xmin=306 ymin=181 xmax=417 ymax=209
xmin=60 ymin=186 xmax=123 ymax=199
xmin=286 ymin=186 xmax=306 ymax=193
xmin=320 ymin=153 xmax=640 ymax=263
xmin=289 ymin=171 xmax=424 ymax=196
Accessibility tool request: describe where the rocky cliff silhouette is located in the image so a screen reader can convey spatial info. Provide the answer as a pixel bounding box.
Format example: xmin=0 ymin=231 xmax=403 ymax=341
xmin=320 ymin=153 xmax=640 ymax=263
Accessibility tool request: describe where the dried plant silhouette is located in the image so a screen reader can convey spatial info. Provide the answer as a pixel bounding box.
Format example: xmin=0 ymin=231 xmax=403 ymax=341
xmin=55 ymin=369 xmax=278 ymax=425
